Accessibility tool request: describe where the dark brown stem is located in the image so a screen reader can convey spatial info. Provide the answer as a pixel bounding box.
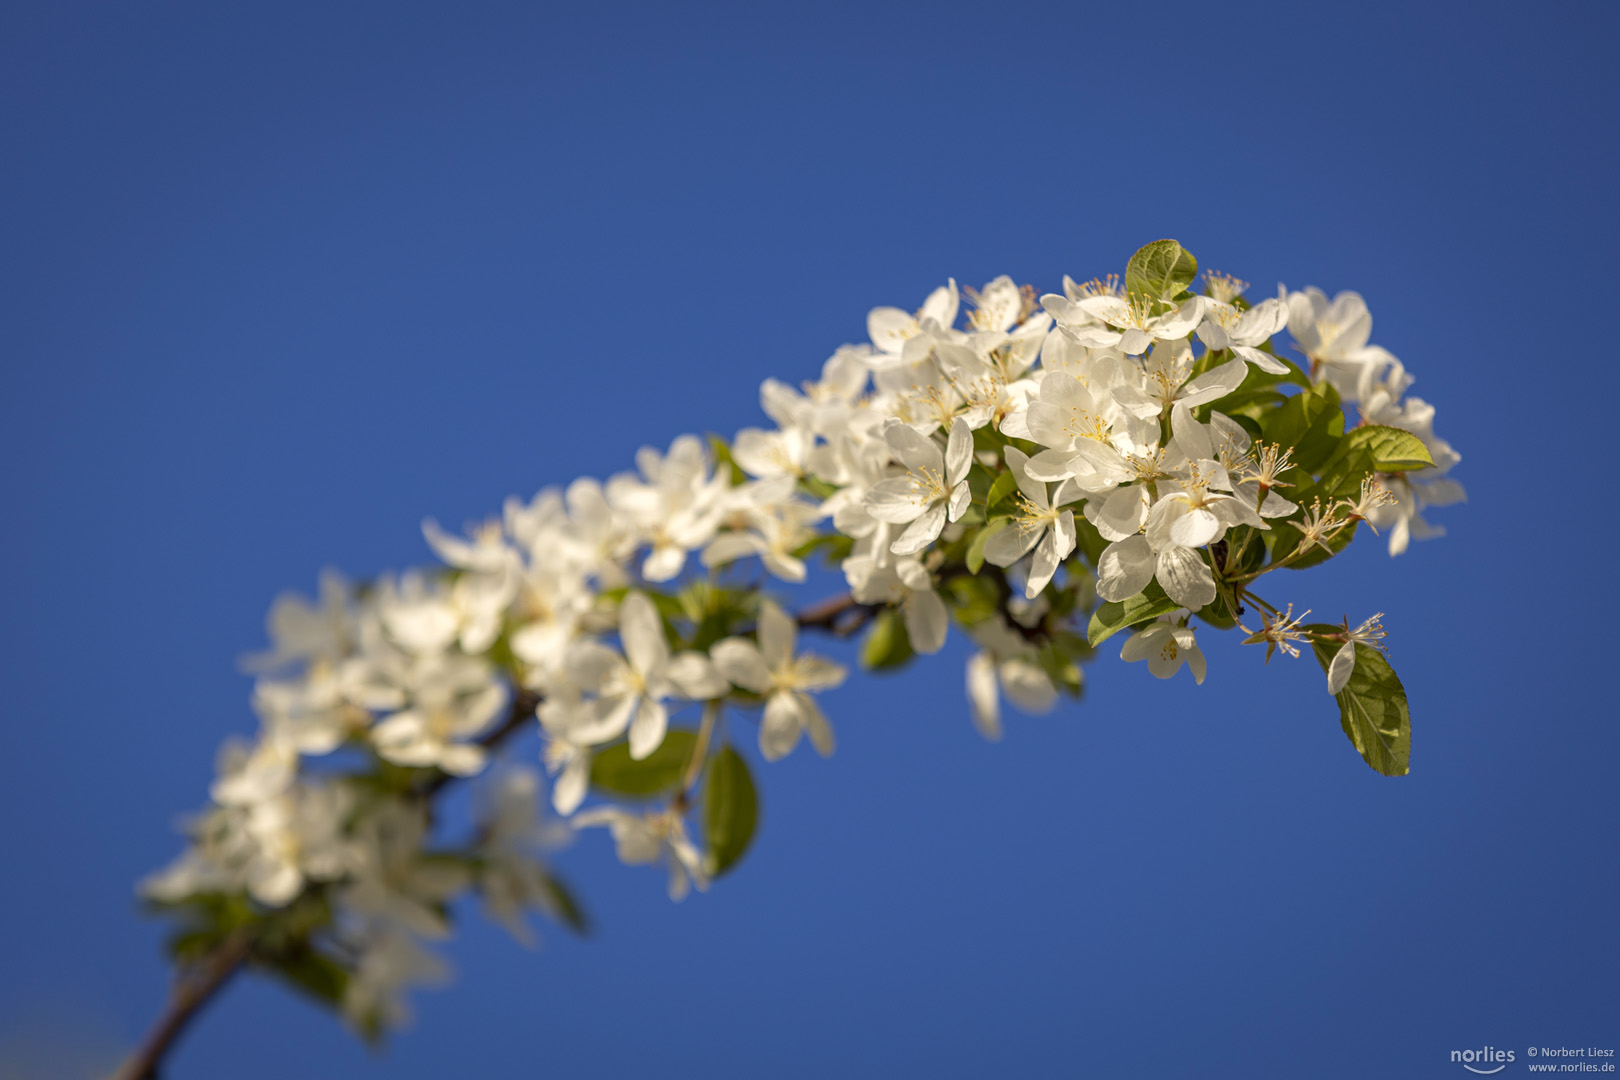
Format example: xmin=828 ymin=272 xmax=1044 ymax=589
xmin=111 ymin=931 xmax=252 ymax=1080
xmin=794 ymin=592 xmax=879 ymax=637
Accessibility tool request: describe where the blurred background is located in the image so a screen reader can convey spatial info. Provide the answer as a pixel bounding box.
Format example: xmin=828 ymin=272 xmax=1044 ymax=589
xmin=2 ymin=2 xmax=1615 ymax=1077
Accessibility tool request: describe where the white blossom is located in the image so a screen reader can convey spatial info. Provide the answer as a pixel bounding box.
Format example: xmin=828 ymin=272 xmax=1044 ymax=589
xmin=711 ymin=601 xmax=847 ymax=761
xmin=1121 ymin=617 xmax=1207 ymax=684
xmin=863 ymin=417 xmax=973 ymax=556
xmin=572 ymin=806 xmax=708 ymax=901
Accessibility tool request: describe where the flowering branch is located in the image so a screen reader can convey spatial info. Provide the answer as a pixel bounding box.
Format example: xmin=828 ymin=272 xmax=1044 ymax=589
xmin=120 ymin=592 xmax=866 ymax=1080
xmin=129 ymin=240 xmax=1460 ymax=1075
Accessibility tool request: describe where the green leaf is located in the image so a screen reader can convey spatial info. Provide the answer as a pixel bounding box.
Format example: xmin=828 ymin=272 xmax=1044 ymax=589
xmin=790 ymin=532 xmax=855 ymax=567
xmin=966 ymin=518 xmax=1008 ymax=575
xmin=705 ymin=746 xmax=758 ymax=876
xmin=1262 ymin=382 xmax=1344 ymax=471
xmin=971 ymin=424 xmax=1007 ymax=456
xmin=1308 ymin=631 xmax=1411 ymax=777
xmin=261 ymin=946 xmax=351 ymax=1009
xmin=984 ymin=470 xmax=1019 ymax=512
xmin=861 ymin=608 xmax=915 ymax=671
xmin=945 ymin=574 xmax=1000 ymax=627
xmin=798 ymin=476 xmax=838 ymax=500
xmin=1087 ymin=581 xmax=1177 ymax=646
xmin=1200 ymin=352 xmax=1307 ymax=423
xmin=1036 ymin=630 xmax=1092 ymax=698
xmin=706 ymin=433 xmax=747 ymax=485
xmin=1327 ymin=424 xmax=1434 ymax=473
xmin=589 ymin=731 xmax=698 ymax=797
xmin=538 ymin=871 xmax=590 ymax=935
xmin=1125 ymin=239 xmax=1198 ymax=302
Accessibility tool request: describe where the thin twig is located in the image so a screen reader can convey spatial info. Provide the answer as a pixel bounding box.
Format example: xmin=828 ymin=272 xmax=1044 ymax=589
xmin=794 ymin=592 xmax=879 ymax=637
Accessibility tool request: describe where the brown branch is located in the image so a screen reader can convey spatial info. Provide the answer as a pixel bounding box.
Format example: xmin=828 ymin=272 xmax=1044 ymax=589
xmin=793 ymin=592 xmax=879 ymax=637
xmin=111 ymin=931 xmax=252 ymax=1080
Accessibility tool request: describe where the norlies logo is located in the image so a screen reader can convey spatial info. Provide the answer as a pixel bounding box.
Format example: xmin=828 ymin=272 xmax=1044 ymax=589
xmin=1452 ymin=1046 xmax=1516 ymax=1074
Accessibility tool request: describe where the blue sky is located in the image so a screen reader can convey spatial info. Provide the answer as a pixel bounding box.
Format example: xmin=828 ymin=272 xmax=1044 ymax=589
xmin=1 ymin=2 xmax=1615 ymax=1077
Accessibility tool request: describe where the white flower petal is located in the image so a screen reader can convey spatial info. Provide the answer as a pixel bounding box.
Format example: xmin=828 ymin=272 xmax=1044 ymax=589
xmin=1000 ymin=660 xmax=1057 ymax=714
xmin=945 ymin=417 xmax=972 ymax=484
xmin=903 ymin=589 xmax=949 ymax=655
xmin=1233 ymin=345 xmax=1289 ymax=375
xmin=760 ymin=691 xmax=805 ymax=761
xmin=757 ymin=600 xmax=796 ymax=671
xmin=711 ymin=639 xmax=772 ymax=694
xmin=890 ymin=503 xmax=947 ymax=555
xmin=1096 ymin=535 xmax=1155 ymax=602
xmin=619 ymin=592 xmax=669 ymax=676
xmin=965 ymin=653 xmax=1001 ymax=741
xmin=1327 ymin=642 xmax=1357 ymax=695
xmin=1156 ymin=546 xmax=1217 ymax=610
xmin=984 ymin=522 xmax=1042 ymax=567
xmin=864 ymin=477 xmax=929 ymax=524
xmin=1027 ymin=529 xmax=1060 ymax=597
xmin=884 ymin=420 xmax=945 ymax=473
xmin=628 ymin=697 xmax=669 ymax=760
xmin=665 ymin=652 xmax=728 ymax=700
xmin=1168 ymin=506 xmax=1221 ymax=548
xmin=553 ymin=755 xmax=588 ymax=816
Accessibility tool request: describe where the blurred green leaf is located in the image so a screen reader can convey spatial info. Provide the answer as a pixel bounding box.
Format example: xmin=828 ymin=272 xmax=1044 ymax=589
xmin=590 ymin=731 xmax=698 ymax=797
xmin=705 ymin=745 xmax=759 ymax=876
xmin=1036 ymin=630 xmax=1091 ymax=697
xmin=946 ymin=574 xmax=1000 ymax=627
xmin=261 ymin=945 xmax=351 ymax=1009
xmin=966 ymin=519 xmax=1008 ymax=575
xmin=861 ymin=608 xmax=915 ymax=671
xmin=789 ymin=532 xmax=855 ymax=567
xmin=539 ymin=871 xmax=590 ymax=935
xmin=706 ymin=433 xmax=747 ymax=485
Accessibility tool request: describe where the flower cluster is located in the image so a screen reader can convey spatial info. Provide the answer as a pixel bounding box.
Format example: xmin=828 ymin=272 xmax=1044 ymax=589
xmin=140 ymin=240 xmax=1459 ymax=1043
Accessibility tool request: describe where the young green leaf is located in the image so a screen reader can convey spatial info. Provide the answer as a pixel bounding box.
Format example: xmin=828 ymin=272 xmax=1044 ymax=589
xmin=1263 ymin=383 xmax=1344 ymax=471
xmin=1323 ymin=424 xmax=1434 ymax=473
xmin=1308 ymin=632 xmax=1411 ymax=777
xmin=861 ymin=608 xmax=915 ymax=671
xmin=984 ymin=470 xmax=1019 ymax=513
xmin=704 ymin=746 xmax=758 ymax=876
xmin=1087 ymin=582 xmax=1178 ymax=646
xmin=966 ymin=518 xmax=1008 ymax=575
xmin=1125 ymin=239 xmax=1199 ymax=301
